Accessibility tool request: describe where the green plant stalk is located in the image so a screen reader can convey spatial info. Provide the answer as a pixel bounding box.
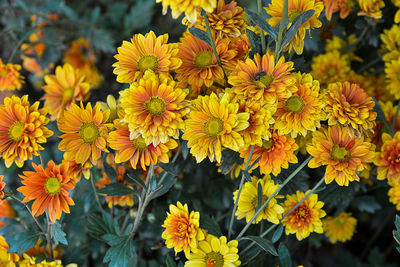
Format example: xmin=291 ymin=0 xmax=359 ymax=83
xmin=236 ymin=155 xmax=312 ymax=240
xmin=45 ymin=211 xmax=54 ymax=259
xmin=375 ymin=99 xmax=394 ymax=137
xmin=274 ymin=0 xmax=288 ymax=60
xmin=90 ymin=171 xmax=104 ymax=213
xmin=257 ymin=0 xmax=266 ymax=54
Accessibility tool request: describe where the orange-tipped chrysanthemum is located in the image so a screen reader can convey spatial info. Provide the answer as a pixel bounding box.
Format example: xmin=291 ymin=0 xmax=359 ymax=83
xmin=0 ymin=58 xmax=24 ymax=91
xmin=182 ymin=92 xmax=250 ymax=163
xmin=161 ymin=201 xmax=205 ymax=256
xmin=119 ymin=71 xmax=188 ymax=146
xmin=357 ymin=0 xmax=385 ymax=19
xmin=324 ymin=82 xmax=377 ymax=134
xmin=0 ymin=95 xmax=53 ymax=168
xmin=17 ymin=161 xmax=75 ymax=223
xmin=156 ymin=0 xmax=216 ymax=23
xmin=385 ymin=58 xmax=400 ymax=99
xmin=281 ymin=190 xmax=326 ymax=240
xmin=228 ymin=52 xmax=295 ymax=105
xmin=113 ymin=31 xmax=181 ymax=84
xmin=0 ymin=199 xmax=16 ymax=229
xmin=323 ymin=0 xmax=353 ymax=20
xmin=307 ymin=125 xmax=376 ymax=186
xmin=376 ymin=132 xmax=400 ymax=184
xmin=58 ymin=102 xmax=110 ymax=166
xmin=42 ymin=63 xmax=91 ymax=120
xmin=323 ymin=212 xmax=357 ymax=243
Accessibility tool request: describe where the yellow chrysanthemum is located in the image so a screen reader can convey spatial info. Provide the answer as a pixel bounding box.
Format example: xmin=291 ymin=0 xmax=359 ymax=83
xmin=185 ymin=234 xmax=241 ymax=267
xmin=113 ymin=31 xmax=181 ymax=84
xmin=0 ymin=235 xmax=19 ymax=267
xmin=357 ymin=0 xmax=385 ymax=19
xmin=395 ymin=0 xmax=400 ymax=23
xmin=296 ymin=133 xmax=313 ymax=155
xmin=371 ymin=101 xmax=400 ymax=149
xmin=162 ymin=201 xmax=205 ymax=256
xmin=388 ymin=183 xmax=400 ymax=210
xmin=380 ymin=24 xmax=400 ymax=62
xmin=325 ymin=35 xmax=362 ymax=62
xmin=323 ymin=0 xmax=353 ymax=21
xmin=323 ymin=212 xmax=357 ymax=243
xmin=42 ymin=63 xmax=91 ymax=120
xmin=0 ymin=59 xmax=23 ymax=91
xmin=375 ymin=132 xmax=400 ymax=184
xmin=18 ymin=253 xmax=76 ymax=267
xmin=233 ymin=176 xmax=284 ymax=224
xmin=281 ymin=190 xmax=326 ymax=241
xmin=307 ymin=125 xmax=376 ymax=186
xmin=385 ymin=58 xmax=400 ymax=100
xmin=266 ymin=0 xmax=324 ymax=55
xmin=99 ymin=95 xmax=120 ymax=124
xmin=156 ymin=0 xmax=216 ymax=23
xmin=119 ymin=71 xmax=188 ymax=146
xmin=182 ymin=92 xmax=249 ymax=163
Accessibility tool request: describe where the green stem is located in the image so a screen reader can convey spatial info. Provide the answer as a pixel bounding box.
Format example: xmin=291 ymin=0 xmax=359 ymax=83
xmin=274 ymin=0 xmax=288 ymax=60
xmin=90 ymin=171 xmax=104 ymax=213
xmin=45 ymin=211 xmax=54 ymax=259
xmin=257 ymin=0 xmax=266 ymax=54
xmin=8 ymin=29 xmax=35 ymax=63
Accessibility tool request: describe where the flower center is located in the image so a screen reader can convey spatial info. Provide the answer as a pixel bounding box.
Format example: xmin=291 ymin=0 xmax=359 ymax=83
xmin=132 ymin=136 xmax=148 ymax=151
xmin=334 ymin=219 xmax=345 ymax=227
xmin=137 ymin=55 xmax=159 ymax=73
xmin=294 ymin=204 xmax=311 ymax=222
xmin=285 ymin=95 xmax=306 ymax=113
xmin=8 ymin=121 xmax=25 ymax=142
xmin=254 ymin=72 xmax=274 ymax=88
xmin=327 ymin=67 xmax=336 ymax=77
xmin=194 ymin=51 xmax=213 ymax=69
xmin=330 ymin=144 xmax=352 ymax=161
xmin=144 ymin=96 xmax=166 ymax=116
xmin=204 ymin=117 xmax=224 ymax=139
xmin=78 ymin=121 xmax=100 ymax=145
xmin=62 ymin=86 xmax=75 ymax=103
xmin=262 ymin=139 xmax=274 ymax=150
xmin=44 ymin=177 xmax=62 ymax=196
xmin=288 ymin=9 xmax=303 ymax=22
xmin=205 ymin=251 xmax=224 ymax=267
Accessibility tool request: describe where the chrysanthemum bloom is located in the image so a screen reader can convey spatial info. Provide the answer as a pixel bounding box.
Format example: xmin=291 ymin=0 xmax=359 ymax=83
xmin=42 ymin=63 xmax=91 ymax=120
xmin=375 ymin=132 xmax=400 ymax=184
xmin=323 ymin=0 xmax=353 ymax=20
xmin=325 ymin=35 xmax=362 ymax=63
xmin=0 ymin=59 xmax=24 ymax=91
xmin=0 ymin=235 xmax=19 ymax=266
xmin=296 ymin=133 xmax=313 ymax=155
xmin=25 ymin=238 xmax=64 ymax=260
xmin=228 ymin=52 xmax=295 ymax=105
xmin=266 ymin=0 xmax=323 ymax=55
xmin=156 ymin=0 xmax=216 ymax=23
xmin=58 ymin=102 xmax=110 ymax=165
xmin=119 ymin=71 xmax=188 ymax=146
xmin=0 ymin=199 xmax=16 ymax=229
xmin=233 ymin=176 xmax=284 ymax=224
xmin=182 ymin=92 xmax=249 ymax=163
xmin=185 ymin=234 xmax=241 ymax=267
xmin=113 ymin=31 xmax=181 ymax=84
xmin=357 ymin=0 xmax=385 ymax=19
xmin=323 ymin=212 xmax=357 ymax=243
xmin=380 ymin=24 xmax=400 ymax=62
xmin=281 ymin=190 xmax=326 ymax=240
xmin=0 ymin=95 xmax=53 ymax=167
xmin=62 ymin=159 xmax=92 ymax=182
xmin=388 ymin=183 xmax=400 ymax=210
xmin=162 ymin=201 xmax=205 ymax=256
xmin=385 ymin=58 xmax=400 ymax=100
xmin=240 ymin=132 xmax=298 ymax=176
xmin=394 ymin=0 xmax=400 ymax=23
xmin=307 ymin=125 xmax=376 ymax=186
xmin=371 ymin=101 xmax=400 ymax=149
xmin=99 ymin=95 xmax=120 ymax=124
xmin=17 ymin=161 xmax=75 ymax=223
xmin=18 ymin=253 xmax=69 ymax=267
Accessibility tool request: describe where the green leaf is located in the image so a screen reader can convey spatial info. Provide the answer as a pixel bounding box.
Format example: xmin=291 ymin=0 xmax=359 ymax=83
xmin=87 ymin=212 xmax=120 ymax=238
xmin=199 ymin=215 xmax=222 ymax=236
xmin=166 ymin=254 xmax=177 ymax=267
xmin=280 ymin=10 xmax=315 ymax=52
xmin=123 ymin=0 xmax=155 ymax=33
xmin=353 ymin=196 xmax=381 ymax=213
xmin=243 ymin=171 xmax=252 ymax=182
xmin=245 ymin=9 xmax=277 ymax=40
xmin=151 ymin=172 xmax=177 ymax=200
xmin=256 ymin=182 xmax=263 ymax=212
xmin=103 ymin=234 xmax=137 ymax=267
xmin=181 ymin=141 xmax=190 ymax=160
xmin=90 ymin=6 xmax=101 ymax=24
xmin=373 ymin=97 xmax=393 ymax=136
xmin=241 ymin=236 xmax=278 ymax=256
xmin=103 ymin=155 xmax=117 ymax=183
xmin=92 ymin=29 xmax=115 ymax=52
xmin=272 ymin=225 xmax=284 ymax=243
xmin=219 ymin=149 xmax=244 ymax=175
xmin=158 ymin=163 xmax=179 ymax=177
xmin=98 ymin=183 xmax=135 ymax=196
xmin=278 ymin=243 xmax=292 ymax=267
xmin=189 ymin=27 xmax=212 ymax=47
xmin=150 ymin=175 xmax=157 ymax=192
xmin=245 ymin=28 xmax=261 ymax=56
xmin=126 ymin=173 xmax=147 ymax=190
xmin=5 ymin=231 xmax=40 ymax=254
xmin=50 ymin=222 xmax=68 ymax=245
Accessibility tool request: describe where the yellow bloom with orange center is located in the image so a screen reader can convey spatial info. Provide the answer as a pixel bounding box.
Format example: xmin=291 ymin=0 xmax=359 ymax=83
xmin=388 ymin=182 xmax=400 ymax=210
xmin=58 ymin=102 xmax=110 ymax=165
xmin=357 ymin=0 xmax=385 ymax=19
xmin=18 ymin=161 xmax=75 ymax=223
xmin=0 ymin=235 xmax=19 ymax=267
xmin=119 ymin=71 xmax=188 ymax=146
xmin=266 ymin=0 xmax=324 ymax=55
xmin=156 ymin=0 xmax=216 ymax=23
xmin=375 ymin=132 xmax=400 ymax=184
xmin=307 ymin=125 xmax=376 ymax=186
xmin=161 ymin=201 xmax=205 ymax=256
xmin=228 ymin=52 xmax=295 ymax=105
xmin=113 ymin=31 xmax=181 ymax=84
xmin=42 ymin=63 xmax=91 ymax=120
xmin=282 ymin=190 xmax=326 ymax=240
xmin=323 ymin=212 xmax=357 ymax=243
xmin=323 ymin=0 xmax=353 ymax=20
xmin=0 ymin=95 xmax=53 ymax=168
xmin=0 ymin=59 xmax=23 ymax=91
xmin=380 ymin=25 xmax=400 ymax=63
xmin=0 ymin=199 xmax=15 ymax=229
xmin=182 ymin=92 xmax=250 ymax=163
xmin=385 ymin=58 xmax=400 ymax=100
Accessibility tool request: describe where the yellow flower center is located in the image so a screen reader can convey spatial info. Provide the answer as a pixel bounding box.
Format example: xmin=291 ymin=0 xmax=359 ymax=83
xmin=285 ymin=95 xmax=306 ymax=113
xmin=144 ymin=96 xmax=166 ymax=116
xmin=295 ymin=205 xmax=311 ymax=222
xmin=44 ymin=177 xmax=62 ymax=196
xmin=334 ymin=219 xmax=345 ymax=227
xmin=137 ymin=55 xmax=159 ymax=73
xmin=327 ymin=67 xmax=336 ymax=77
xmin=62 ymin=86 xmax=75 ymax=103
xmin=205 ymin=252 xmax=224 ymax=267
xmin=262 ymin=139 xmax=274 ymax=150
xmin=288 ymin=9 xmax=303 ymax=22
xmin=78 ymin=121 xmax=100 ymax=145
xmin=254 ymin=72 xmax=274 ymax=88
xmin=331 ymin=144 xmax=352 ymax=161
xmin=132 ymin=136 xmax=148 ymax=151
xmin=8 ymin=121 xmax=25 ymax=142
xmin=204 ymin=117 xmax=224 ymax=139
xmin=0 ymin=71 xmax=7 ymax=77
xmin=194 ymin=51 xmax=213 ymax=69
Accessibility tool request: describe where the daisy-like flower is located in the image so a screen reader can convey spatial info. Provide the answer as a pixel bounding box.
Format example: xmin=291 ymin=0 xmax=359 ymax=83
xmin=281 ymin=190 xmax=326 ymax=240
xmin=228 ymin=52 xmax=295 ymax=105
xmin=0 ymin=58 xmax=24 ymax=91
xmin=394 ymin=0 xmax=400 ymax=23
xmin=388 ymin=183 xmax=400 ymax=210
xmin=380 ymin=24 xmax=400 ymax=62
xmin=357 ymin=0 xmax=385 ymax=19
xmin=0 ymin=235 xmax=20 ymax=266
xmin=233 ymin=176 xmax=284 ymax=224
xmin=0 ymin=199 xmax=15 ymax=229
xmin=99 ymin=95 xmax=120 ymax=124
xmin=113 ymin=31 xmax=181 ymax=84
xmin=18 ymin=253 xmax=66 ymax=267
xmin=58 ymin=102 xmax=110 ymax=166
xmin=307 ymin=125 xmax=376 ymax=186
xmin=185 ymin=234 xmax=241 ymax=267
xmin=17 ymin=161 xmax=75 ymax=223
xmin=323 ymin=212 xmax=357 ymax=243
xmin=385 ymin=58 xmax=400 ymax=99
xmin=119 ymin=71 xmax=188 ymax=146
xmin=0 ymin=176 xmax=4 ymax=199
xmin=0 ymin=95 xmax=53 ymax=168
xmin=274 ymin=72 xmax=325 ymax=138
xmin=156 ymin=0 xmax=216 ymax=23
xmin=375 ymin=132 xmax=400 ymax=184
xmin=182 ymin=92 xmax=249 ymax=163
xmin=323 ymin=0 xmax=353 ymax=21
xmin=266 ymin=0 xmax=324 ymax=55
xmin=42 ymin=63 xmax=91 ymax=120
xmin=162 ymin=201 xmax=205 ymax=256
xmin=240 ymin=131 xmax=298 ymax=176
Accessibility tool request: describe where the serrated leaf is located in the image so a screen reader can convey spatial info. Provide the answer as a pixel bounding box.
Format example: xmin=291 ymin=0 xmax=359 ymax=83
xmin=126 ymin=173 xmax=147 ymax=190
xmin=241 ymin=236 xmax=278 ymax=256
xmin=281 ymin=10 xmax=315 ymax=52
xmin=123 ymin=0 xmax=155 ymax=33
xmin=272 ymin=225 xmax=284 ymax=243
xmin=245 ymin=9 xmax=277 ymax=40
xmin=87 ymin=212 xmax=120 ymax=238
xmin=50 ymin=222 xmax=68 ymax=245
xmin=189 ymin=27 xmax=212 ymax=47
xmin=278 ymin=243 xmax=292 ymax=267
xmin=199 ymin=215 xmax=222 ymax=236
xmin=256 ymin=182 xmax=263 ymax=212
xmin=5 ymin=231 xmax=39 ymax=254
xmin=98 ymin=183 xmax=135 ymax=196
xmin=103 ymin=235 xmax=137 ymax=267
xmin=353 ymin=196 xmax=381 ymax=213
xmin=166 ymin=254 xmax=177 ymax=267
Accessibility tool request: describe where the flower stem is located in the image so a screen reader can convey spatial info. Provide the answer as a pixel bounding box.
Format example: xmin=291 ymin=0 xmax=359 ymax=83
xmin=274 ymin=0 xmax=288 ymax=60
xmin=257 ymin=0 xmax=266 ymax=54
xmin=90 ymin=171 xmax=104 ymax=213
xmin=45 ymin=211 xmax=54 ymax=259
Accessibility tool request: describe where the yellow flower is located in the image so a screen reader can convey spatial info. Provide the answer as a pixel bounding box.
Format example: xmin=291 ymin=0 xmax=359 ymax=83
xmin=388 ymin=182 xmax=400 ymax=210
xmin=380 ymin=24 xmax=400 ymax=62
xmin=357 ymin=0 xmax=385 ymax=19
xmin=156 ymin=0 xmax=216 ymax=23
xmin=0 ymin=235 xmax=19 ymax=267
xmin=185 ymin=234 xmax=241 ymax=267
xmin=296 ymin=133 xmax=313 ymax=155
xmin=281 ymin=190 xmax=326 ymax=240
xmin=99 ymin=95 xmax=120 ymax=124
xmin=18 ymin=253 xmax=74 ymax=267
xmin=325 ymin=35 xmax=362 ymax=62
xmin=395 ymin=0 xmax=400 ymax=23
xmin=233 ymin=176 xmax=283 ymax=224
xmin=371 ymin=101 xmax=400 ymax=149
xmin=375 ymin=132 xmax=400 ymax=184
xmin=323 ymin=212 xmax=357 ymax=243
xmin=182 ymin=92 xmax=249 ymax=163
xmin=0 ymin=58 xmax=23 ymax=91
xmin=385 ymin=58 xmax=400 ymax=100
xmin=323 ymin=0 xmax=353 ymax=21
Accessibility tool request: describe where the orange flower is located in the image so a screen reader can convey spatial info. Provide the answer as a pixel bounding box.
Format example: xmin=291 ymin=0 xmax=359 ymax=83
xmin=0 ymin=199 xmax=16 ymax=229
xmin=307 ymin=125 xmax=376 ymax=186
xmin=25 ymin=239 xmax=63 ymax=260
xmin=18 ymin=161 xmax=75 ymax=223
xmin=0 ymin=95 xmax=53 ymax=168
xmin=62 ymin=159 xmax=92 ymax=182
xmin=323 ymin=0 xmax=353 ymax=20
xmin=0 ymin=58 xmax=24 ymax=91
xmin=0 ymin=175 xmax=4 ymax=199
xmin=376 ymin=132 xmax=400 ymax=184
